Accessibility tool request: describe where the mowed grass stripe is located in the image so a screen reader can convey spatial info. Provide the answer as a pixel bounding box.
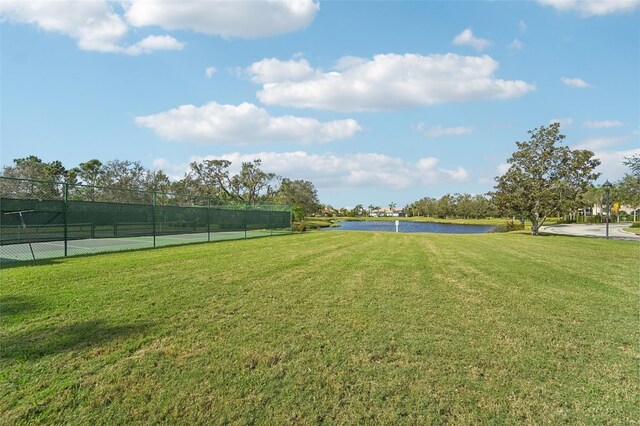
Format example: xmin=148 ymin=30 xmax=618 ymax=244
xmin=1 ymin=232 xmax=638 ymax=424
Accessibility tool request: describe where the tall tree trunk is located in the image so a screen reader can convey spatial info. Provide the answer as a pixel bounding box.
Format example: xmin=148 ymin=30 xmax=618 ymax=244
xmin=530 ymin=216 xmax=539 ymax=235
xmin=530 ymin=212 xmax=546 ymax=236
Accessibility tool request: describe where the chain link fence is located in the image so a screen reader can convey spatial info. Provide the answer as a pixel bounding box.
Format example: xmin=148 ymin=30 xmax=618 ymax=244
xmin=0 ymin=177 xmax=292 ymax=263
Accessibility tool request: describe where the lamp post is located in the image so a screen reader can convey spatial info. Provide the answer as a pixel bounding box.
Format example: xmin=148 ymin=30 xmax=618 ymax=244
xmin=603 ymin=180 xmax=612 ymax=239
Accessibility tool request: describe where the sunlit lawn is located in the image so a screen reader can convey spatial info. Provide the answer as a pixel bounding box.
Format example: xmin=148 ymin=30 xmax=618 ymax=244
xmin=1 ymin=231 xmax=638 ymax=423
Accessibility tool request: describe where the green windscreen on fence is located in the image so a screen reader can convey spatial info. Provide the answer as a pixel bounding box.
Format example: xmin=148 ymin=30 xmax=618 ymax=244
xmin=0 ymin=177 xmax=292 ymax=262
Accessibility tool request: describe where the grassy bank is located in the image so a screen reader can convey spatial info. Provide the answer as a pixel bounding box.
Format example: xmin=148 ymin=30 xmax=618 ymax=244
xmin=2 ymin=232 xmax=638 ymax=423
xmin=624 ymin=222 xmax=640 ymax=235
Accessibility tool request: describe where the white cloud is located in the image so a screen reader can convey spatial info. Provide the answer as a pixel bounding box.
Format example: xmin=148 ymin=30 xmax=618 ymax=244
xmin=508 ymin=39 xmax=525 ymax=50
xmin=550 ymin=117 xmax=574 ymax=126
xmin=334 ymin=56 xmax=369 ymax=71
xmin=583 ymin=120 xmax=623 ymax=128
xmin=124 ymin=0 xmax=319 ymax=38
xmin=0 ymin=0 xmax=318 ymax=54
xmin=247 ymin=58 xmax=318 ymax=84
xmin=205 ymin=67 xmax=217 ymax=78
xmin=135 ymin=101 xmax=362 ymax=144
xmin=0 ymin=0 xmax=183 ymax=55
xmin=151 ymin=158 xmax=191 ymax=181
xmin=452 ymin=28 xmax=491 ymax=51
xmin=418 ymin=123 xmax=474 ymax=138
xmin=593 ymin=147 xmax=640 ymax=181
xmin=538 ymin=0 xmax=640 ymax=16
xmin=572 ymin=135 xmax=631 ymax=151
xmin=0 ymin=0 xmax=128 ymax=53
xmin=561 ymin=77 xmax=591 ymax=88
xmin=443 ymin=167 xmax=469 ymax=181
xmin=124 ymin=35 xmax=184 ymax=55
xmin=249 ymin=53 xmax=535 ymax=112
xmin=154 ymin=151 xmax=469 ymax=190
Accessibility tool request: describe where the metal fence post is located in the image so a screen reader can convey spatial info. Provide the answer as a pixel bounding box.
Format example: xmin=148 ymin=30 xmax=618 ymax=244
xmin=244 ymin=203 xmax=247 ymax=239
xmin=64 ymin=183 xmax=68 ymax=257
xmin=152 ymin=192 xmax=156 ymax=248
xmin=207 ymin=197 xmax=211 ymax=242
xmin=290 ymin=205 xmax=293 ymax=234
xmin=270 ymin=204 xmax=273 ymax=236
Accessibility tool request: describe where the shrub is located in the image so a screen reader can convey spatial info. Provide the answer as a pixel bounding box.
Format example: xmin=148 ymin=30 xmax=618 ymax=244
xmin=553 ymin=218 xmax=576 ymax=225
xmin=489 ymin=219 xmax=525 ymax=233
xmin=292 ymin=205 xmax=305 ymax=222
xmin=302 ymin=218 xmax=334 ymax=229
xmin=293 ymin=222 xmax=306 ymax=232
xmin=630 ymin=222 xmax=640 ymax=228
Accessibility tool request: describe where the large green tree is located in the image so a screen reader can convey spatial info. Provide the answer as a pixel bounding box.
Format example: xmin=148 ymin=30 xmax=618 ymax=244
xmin=94 ymin=160 xmax=161 ymax=203
xmin=616 ymin=155 xmax=640 ymax=221
xmin=276 ymin=178 xmax=320 ymax=219
xmin=2 ymin=155 xmax=66 ymax=182
xmin=231 ymin=160 xmax=279 ymax=203
xmin=435 ymin=194 xmax=453 ymax=218
xmin=494 ymin=123 xmax=600 ymax=235
xmin=1 ymin=156 xmax=70 ymax=199
xmin=74 ymin=159 xmax=104 ymax=201
xmin=78 ymin=159 xmax=103 ymax=186
xmin=97 ymin=160 xmax=148 ymax=190
xmin=182 ymin=159 xmax=229 ymax=200
xmin=622 ymin=154 xmax=640 ymax=175
xmin=184 ymin=159 xmax=279 ymax=204
xmin=143 ymin=170 xmax=171 ymax=193
xmin=408 ymin=197 xmax=436 ymax=217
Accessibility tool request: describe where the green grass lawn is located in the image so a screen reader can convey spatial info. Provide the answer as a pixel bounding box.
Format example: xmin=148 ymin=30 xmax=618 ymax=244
xmin=2 ymin=232 xmax=638 ymax=423
xmin=623 ymin=227 xmax=640 ymax=236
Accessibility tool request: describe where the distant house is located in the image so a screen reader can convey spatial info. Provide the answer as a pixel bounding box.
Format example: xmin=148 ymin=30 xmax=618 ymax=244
xmin=319 ymin=208 xmax=337 ymax=217
xmin=586 ymin=203 xmax=639 ymax=221
xmin=370 ymin=207 xmax=405 ymax=217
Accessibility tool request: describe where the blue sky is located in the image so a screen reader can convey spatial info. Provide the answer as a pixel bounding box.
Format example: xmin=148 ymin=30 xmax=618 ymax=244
xmin=2 ymin=0 xmax=639 ymax=208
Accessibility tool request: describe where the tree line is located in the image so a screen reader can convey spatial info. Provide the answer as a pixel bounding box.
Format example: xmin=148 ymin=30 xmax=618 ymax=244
xmin=1 ymin=156 xmax=321 ymax=219
xmin=342 ymin=124 xmax=638 ymax=236
xmin=3 ymin=124 xmax=638 ymax=234
xmin=318 ymin=196 xmax=498 ymax=219
xmin=407 ymin=193 xmax=498 ymax=219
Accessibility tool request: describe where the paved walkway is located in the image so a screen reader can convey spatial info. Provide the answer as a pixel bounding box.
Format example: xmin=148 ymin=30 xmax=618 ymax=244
xmin=540 ymin=223 xmax=640 ymax=241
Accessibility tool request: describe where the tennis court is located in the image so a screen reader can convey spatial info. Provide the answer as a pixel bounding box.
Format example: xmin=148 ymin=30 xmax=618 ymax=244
xmin=1 ymin=229 xmax=288 ymax=263
xmin=0 ymin=176 xmax=292 ymax=263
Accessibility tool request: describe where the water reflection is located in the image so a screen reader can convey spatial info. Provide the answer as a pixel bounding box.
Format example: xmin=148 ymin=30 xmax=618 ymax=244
xmin=323 ymin=220 xmax=494 ymax=234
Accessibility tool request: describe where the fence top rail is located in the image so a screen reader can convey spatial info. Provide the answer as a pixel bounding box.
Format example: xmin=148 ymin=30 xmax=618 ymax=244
xmin=0 ymin=176 xmax=291 ymax=211
xmin=0 ymin=176 xmax=66 ymax=186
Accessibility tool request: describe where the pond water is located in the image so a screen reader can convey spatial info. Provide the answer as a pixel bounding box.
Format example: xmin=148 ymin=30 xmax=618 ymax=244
xmin=322 ymin=220 xmax=495 ymax=234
